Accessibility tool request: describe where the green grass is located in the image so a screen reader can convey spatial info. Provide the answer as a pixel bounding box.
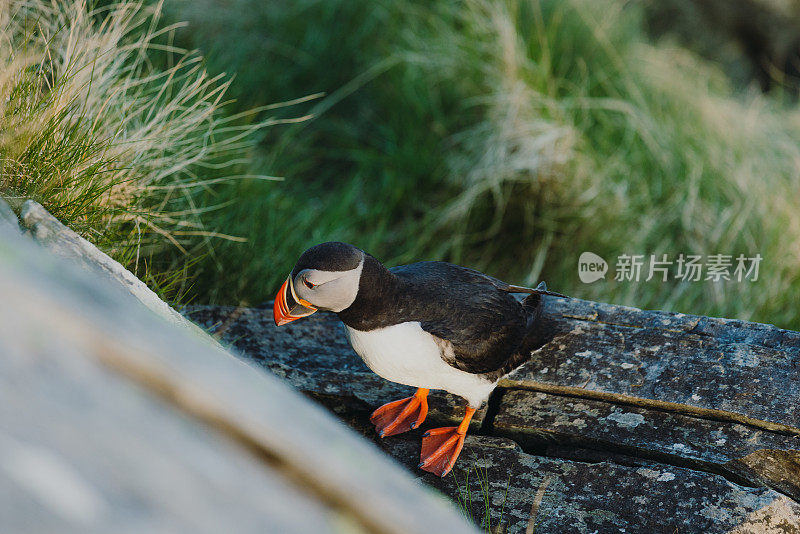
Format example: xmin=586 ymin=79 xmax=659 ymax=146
xmin=3 ymin=0 xmax=800 ymax=329
xmin=168 ymin=0 xmax=800 ymax=328
xmin=0 ymin=0 xmax=278 ymax=300
xmin=452 ymin=457 xmax=511 ymax=532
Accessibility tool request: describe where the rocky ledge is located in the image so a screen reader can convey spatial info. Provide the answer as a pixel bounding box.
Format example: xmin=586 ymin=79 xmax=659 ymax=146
xmin=187 ymin=299 xmax=800 ymax=534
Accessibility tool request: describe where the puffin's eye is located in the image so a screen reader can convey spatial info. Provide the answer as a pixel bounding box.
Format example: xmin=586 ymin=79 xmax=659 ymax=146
xmin=302 ymin=278 xmax=315 ymax=289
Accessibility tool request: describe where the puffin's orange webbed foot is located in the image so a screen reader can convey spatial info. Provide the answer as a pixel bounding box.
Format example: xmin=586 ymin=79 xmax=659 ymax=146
xmin=419 ymin=406 xmax=476 ymax=477
xmin=370 ymin=388 xmax=429 ymax=437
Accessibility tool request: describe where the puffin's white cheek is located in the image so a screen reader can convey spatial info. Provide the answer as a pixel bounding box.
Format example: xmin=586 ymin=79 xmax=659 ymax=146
xmin=317 ymin=278 xmax=359 ymax=312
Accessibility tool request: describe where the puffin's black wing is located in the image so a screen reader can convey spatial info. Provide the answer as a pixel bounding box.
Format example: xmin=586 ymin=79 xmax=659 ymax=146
xmin=390 ymin=262 xmax=535 ymax=376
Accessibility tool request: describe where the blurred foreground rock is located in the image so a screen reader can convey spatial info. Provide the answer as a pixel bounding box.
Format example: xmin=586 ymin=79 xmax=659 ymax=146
xmin=0 ymin=199 xmax=477 ymax=534
xmin=18 ymin=200 xmax=216 ymax=346
xmin=187 ymin=298 xmax=800 ymax=533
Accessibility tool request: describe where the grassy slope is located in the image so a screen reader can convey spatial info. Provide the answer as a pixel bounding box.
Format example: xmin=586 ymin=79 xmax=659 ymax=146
xmin=0 ymin=0 xmax=275 ymax=301
xmin=169 ymin=0 xmax=800 ymax=328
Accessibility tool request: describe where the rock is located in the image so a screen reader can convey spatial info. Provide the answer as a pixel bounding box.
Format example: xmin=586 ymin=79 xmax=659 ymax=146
xmin=493 ymin=389 xmax=800 ymax=500
xmin=0 ymin=227 xmax=478 ymax=534
xmin=308 ymin=406 xmax=797 ymax=533
xmin=0 ymin=197 xmax=19 ymax=233
xmin=729 ymin=496 xmax=800 ymax=534
xmin=503 ymin=296 xmax=800 ymax=433
xmin=0 ymin=317 xmax=342 ymax=534
xmin=185 ymin=301 xmax=800 ymax=533
xmin=379 ymin=434 xmax=798 ymax=534
xmin=18 ymin=200 xmax=218 ymax=348
xmin=731 ymin=450 xmax=800 ymax=504
xmin=187 ymin=306 xmax=487 ymax=429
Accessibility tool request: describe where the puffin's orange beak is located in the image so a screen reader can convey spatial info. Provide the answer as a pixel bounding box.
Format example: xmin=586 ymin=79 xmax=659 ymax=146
xmin=273 ymin=276 xmax=317 ymax=326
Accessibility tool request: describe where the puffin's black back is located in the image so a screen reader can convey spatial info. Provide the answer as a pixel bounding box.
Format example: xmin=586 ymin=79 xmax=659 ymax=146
xmin=337 ymin=258 xmax=547 ymax=380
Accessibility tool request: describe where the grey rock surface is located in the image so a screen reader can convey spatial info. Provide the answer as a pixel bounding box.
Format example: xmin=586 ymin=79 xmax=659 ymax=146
xmin=504 ymin=297 xmax=800 ymax=432
xmin=494 ymin=389 xmax=800 ymax=500
xmin=383 ymin=435 xmax=792 ymax=534
xmin=185 ymin=302 xmax=800 ymax=533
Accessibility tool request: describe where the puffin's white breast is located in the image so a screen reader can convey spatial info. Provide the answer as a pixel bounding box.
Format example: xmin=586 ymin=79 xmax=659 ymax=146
xmin=344 ymin=322 xmax=496 ymax=407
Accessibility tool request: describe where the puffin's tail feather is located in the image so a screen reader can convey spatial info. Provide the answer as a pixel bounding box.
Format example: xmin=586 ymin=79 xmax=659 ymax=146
xmin=504 ymin=281 xmax=570 ymax=299
xmin=521 ymin=282 xmax=546 ymax=325
xmin=520 ymin=281 xmax=555 ymax=354
xmin=492 ymin=283 xmax=552 ymax=378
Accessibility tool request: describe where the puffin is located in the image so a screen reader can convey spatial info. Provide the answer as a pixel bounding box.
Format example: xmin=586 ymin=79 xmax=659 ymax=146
xmin=273 ymin=242 xmax=563 ymax=477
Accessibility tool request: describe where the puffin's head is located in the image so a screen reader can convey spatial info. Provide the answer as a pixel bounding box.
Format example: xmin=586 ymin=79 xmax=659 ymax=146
xmin=273 ymin=241 xmax=365 ymax=326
